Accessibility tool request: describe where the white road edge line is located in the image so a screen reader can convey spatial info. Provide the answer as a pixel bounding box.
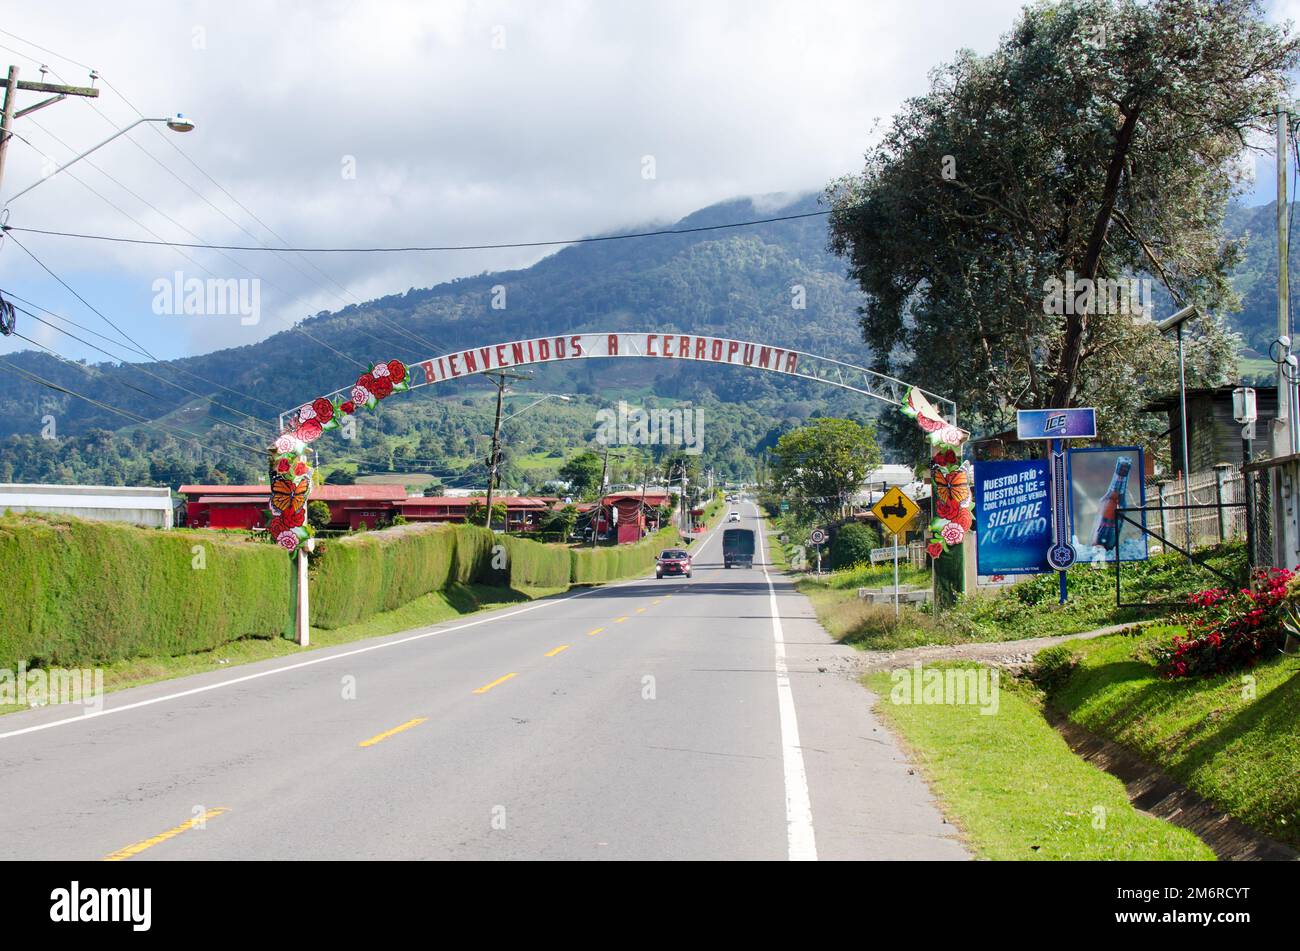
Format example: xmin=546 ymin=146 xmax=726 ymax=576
xmin=755 ymin=502 xmax=819 ymax=861
xmin=0 ymin=511 xmax=732 ymax=743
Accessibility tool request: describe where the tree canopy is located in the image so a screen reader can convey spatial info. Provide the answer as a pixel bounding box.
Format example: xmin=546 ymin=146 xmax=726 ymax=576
xmin=772 ymin=417 xmax=882 ymax=521
xmin=827 ymin=0 xmax=1299 ymax=447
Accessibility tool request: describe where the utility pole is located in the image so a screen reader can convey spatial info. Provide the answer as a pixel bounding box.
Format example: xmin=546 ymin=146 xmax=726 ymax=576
xmin=1278 ymin=106 xmax=1295 ymax=455
xmin=482 ymin=369 xmax=530 ymax=530
xmin=591 ymin=443 xmax=621 ymax=547
xmin=0 ymin=65 xmax=102 ymax=199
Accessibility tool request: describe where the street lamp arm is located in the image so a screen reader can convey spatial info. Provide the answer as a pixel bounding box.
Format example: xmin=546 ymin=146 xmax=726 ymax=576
xmin=5 ymin=115 xmax=194 ymax=205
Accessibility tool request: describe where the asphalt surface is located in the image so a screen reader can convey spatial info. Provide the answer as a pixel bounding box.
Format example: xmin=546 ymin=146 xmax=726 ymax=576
xmin=0 ymin=502 xmax=966 ymax=861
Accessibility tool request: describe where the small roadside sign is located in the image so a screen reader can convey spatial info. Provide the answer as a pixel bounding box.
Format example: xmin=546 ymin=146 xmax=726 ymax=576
xmin=870 ymin=486 xmax=920 ymax=537
xmin=809 ymin=528 xmax=827 ymax=545
xmin=1016 ymin=407 xmax=1097 ymax=441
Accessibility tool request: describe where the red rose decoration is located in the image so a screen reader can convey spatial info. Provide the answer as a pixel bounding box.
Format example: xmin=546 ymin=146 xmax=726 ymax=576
xmin=275 ymin=458 xmax=291 ymax=474
xmin=293 ymin=460 xmax=309 ymax=477
xmin=371 ymin=376 xmax=394 ymax=399
xmin=387 ymin=360 xmax=406 ymax=383
xmin=357 ymin=372 xmax=375 ymax=391
xmin=281 ymin=506 xmax=305 ymax=528
xmin=268 ymin=515 xmax=286 ymax=536
xmin=312 ymin=398 xmax=334 ymax=423
xmin=951 ymin=506 xmax=973 ymax=531
xmin=933 ymin=448 xmax=957 ymax=467
xmin=340 ymin=401 xmax=356 ymax=415
xmin=297 ymin=418 xmax=323 ymax=442
xmin=927 ymin=542 xmax=944 ymax=559
xmin=936 ymin=498 xmax=961 ymax=521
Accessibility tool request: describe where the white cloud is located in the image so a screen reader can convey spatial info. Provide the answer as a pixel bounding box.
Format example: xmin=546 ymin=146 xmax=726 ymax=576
xmin=0 ymin=0 xmax=1138 ymax=361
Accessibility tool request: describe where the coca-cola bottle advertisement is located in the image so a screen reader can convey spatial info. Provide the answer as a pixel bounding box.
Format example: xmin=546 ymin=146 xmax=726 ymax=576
xmin=1067 ymin=447 xmax=1149 ymax=564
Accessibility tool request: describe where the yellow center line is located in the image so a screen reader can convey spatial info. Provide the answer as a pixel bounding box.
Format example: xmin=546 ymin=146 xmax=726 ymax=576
xmin=473 ymin=672 xmax=518 ymax=695
xmin=359 ymin=716 xmax=428 ymax=748
xmin=635 ymin=607 xmax=646 ymax=613
xmin=103 ymin=807 xmax=230 ymax=861
xmin=652 ymin=599 xmax=663 ymax=604
xmin=544 ymin=644 xmax=570 ymax=657
xmin=614 ymin=616 xmax=629 ymax=623
xmin=586 ymin=627 xmax=606 ymax=637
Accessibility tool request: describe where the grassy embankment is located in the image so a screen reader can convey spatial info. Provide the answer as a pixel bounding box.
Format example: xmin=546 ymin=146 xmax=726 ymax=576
xmin=799 ymin=544 xmax=1245 ymax=652
xmin=1042 ymin=627 xmax=1300 ymax=848
xmin=866 ymin=663 xmax=1215 ymax=860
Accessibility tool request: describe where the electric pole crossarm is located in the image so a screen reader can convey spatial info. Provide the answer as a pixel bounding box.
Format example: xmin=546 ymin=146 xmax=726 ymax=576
xmin=13 ymin=78 xmax=99 ymax=98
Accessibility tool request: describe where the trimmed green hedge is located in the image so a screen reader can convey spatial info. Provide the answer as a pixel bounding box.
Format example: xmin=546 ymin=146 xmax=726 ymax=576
xmin=0 ymin=514 xmax=289 ymax=667
xmin=311 ymin=522 xmax=495 ymax=628
xmin=496 ymin=534 xmax=572 ymax=590
xmin=0 ymin=512 xmax=700 ymax=666
xmin=570 ymin=525 xmax=682 ymax=585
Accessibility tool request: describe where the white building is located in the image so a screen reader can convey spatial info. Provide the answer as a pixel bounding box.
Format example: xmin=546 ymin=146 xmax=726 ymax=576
xmin=0 ymin=483 xmax=174 ymax=529
xmin=853 ymin=465 xmax=931 ymax=508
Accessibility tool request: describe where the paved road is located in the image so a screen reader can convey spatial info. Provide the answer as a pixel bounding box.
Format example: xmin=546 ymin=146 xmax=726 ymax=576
xmin=0 ymin=503 xmax=966 ymax=861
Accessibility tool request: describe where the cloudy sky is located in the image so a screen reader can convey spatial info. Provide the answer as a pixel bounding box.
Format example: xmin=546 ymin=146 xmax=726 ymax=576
xmin=0 ymin=0 xmax=1294 ymax=363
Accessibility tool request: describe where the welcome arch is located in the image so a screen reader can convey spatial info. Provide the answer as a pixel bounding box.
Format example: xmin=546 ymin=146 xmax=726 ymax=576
xmin=265 ymin=331 xmax=965 ymax=556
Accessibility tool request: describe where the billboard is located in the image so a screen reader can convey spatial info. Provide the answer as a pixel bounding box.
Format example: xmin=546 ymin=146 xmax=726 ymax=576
xmin=973 ymin=459 xmax=1052 ymax=576
xmin=1067 ymin=447 xmax=1147 ymax=563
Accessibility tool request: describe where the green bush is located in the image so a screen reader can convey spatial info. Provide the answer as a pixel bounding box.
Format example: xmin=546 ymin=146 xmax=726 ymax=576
xmin=1029 ymin=644 xmax=1079 ymax=691
xmin=831 ymin=521 xmax=880 ymax=569
xmin=0 ymin=514 xmax=289 ymax=667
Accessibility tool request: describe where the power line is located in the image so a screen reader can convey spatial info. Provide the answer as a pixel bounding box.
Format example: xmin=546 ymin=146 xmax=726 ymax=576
xmin=9 ymin=327 xmax=157 ymax=402
xmin=5 ymin=119 xmax=415 ymax=367
xmin=0 ymin=210 xmax=832 ymax=254
xmin=37 ymin=62 xmax=446 ymax=359
xmin=0 ymin=29 xmax=93 ymax=71
xmin=5 ymin=300 xmax=274 ymax=441
xmin=0 ymin=286 xmax=152 ymax=358
xmin=2 ymin=45 xmax=439 ymax=366
xmin=0 ymin=239 xmax=292 ymax=419
xmin=0 ymin=357 xmax=266 ymax=459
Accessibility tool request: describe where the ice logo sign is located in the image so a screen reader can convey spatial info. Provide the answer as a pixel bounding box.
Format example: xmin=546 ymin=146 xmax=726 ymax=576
xmin=1045 ymin=414 xmax=1067 ymax=433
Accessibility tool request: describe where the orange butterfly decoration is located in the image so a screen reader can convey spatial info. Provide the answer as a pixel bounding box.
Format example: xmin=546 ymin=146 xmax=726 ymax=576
xmin=270 ymin=476 xmax=310 ymax=514
xmin=933 ymin=469 xmax=971 ymax=507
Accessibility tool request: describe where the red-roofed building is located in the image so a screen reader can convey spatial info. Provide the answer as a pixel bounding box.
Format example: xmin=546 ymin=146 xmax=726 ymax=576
xmin=178 ymin=484 xmax=270 ymax=529
xmin=177 ymin=483 xmax=409 ymax=531
xmin=596 ymin=491 xmax=672 ymax=543
xmin=396 ymin=496 xmax=557 ymax=532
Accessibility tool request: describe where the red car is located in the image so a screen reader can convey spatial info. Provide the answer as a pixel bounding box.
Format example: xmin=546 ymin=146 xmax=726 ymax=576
xmin=656 ymin=549 xmax=692 ymax=578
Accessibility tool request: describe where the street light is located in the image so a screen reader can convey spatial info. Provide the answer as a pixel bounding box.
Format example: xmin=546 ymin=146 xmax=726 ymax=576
xmin=5 ymin=114 xmax=196 ymax=204
xmin=1156 ymin=303 xmax=1197 ymax=550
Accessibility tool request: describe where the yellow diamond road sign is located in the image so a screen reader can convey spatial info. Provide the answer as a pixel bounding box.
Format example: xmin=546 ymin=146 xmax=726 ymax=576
xmin=871 ymin=486 xmax=920 ymax=537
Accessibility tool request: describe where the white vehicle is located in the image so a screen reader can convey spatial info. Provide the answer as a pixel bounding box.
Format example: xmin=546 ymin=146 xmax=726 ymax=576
xmin=728 ymin=511 xmax=741 ymax=522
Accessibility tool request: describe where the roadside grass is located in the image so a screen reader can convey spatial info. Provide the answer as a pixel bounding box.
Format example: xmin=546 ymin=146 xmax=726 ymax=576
xmin=1043 ymin=628 xmax=1300 ymax=848
xmin=0 ymin=582 xmax=565 ymax=717
xmin=866 ymin=664 xmax=1216 ymax=861
xmin=802 ymin=543 xmax=1245 ymax=652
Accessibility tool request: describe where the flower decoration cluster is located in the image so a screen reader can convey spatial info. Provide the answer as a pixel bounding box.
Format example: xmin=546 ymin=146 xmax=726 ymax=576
xmin=1154 ymin=568 xmax=1293 ymax=678
xmin=900 ymin=387 xmax=973 ymax=561
xmin=267 ymin=359 xmax=410 ymax=555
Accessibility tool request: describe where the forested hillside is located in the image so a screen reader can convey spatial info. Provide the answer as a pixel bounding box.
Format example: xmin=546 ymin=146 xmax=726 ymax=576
xmin=0 ymin=194 xmax=875 ymax=487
